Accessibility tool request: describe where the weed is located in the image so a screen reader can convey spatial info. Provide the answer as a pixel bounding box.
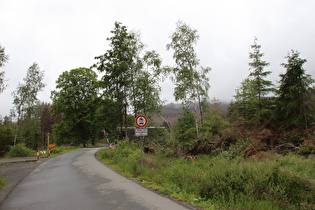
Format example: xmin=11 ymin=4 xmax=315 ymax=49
xmin=299 ymin=145 xmax=315 ymax=155
xmin=98 ymin=143 xmax=315 ymax=209
xmin=0 ymin=176 xmax=6 ymax=190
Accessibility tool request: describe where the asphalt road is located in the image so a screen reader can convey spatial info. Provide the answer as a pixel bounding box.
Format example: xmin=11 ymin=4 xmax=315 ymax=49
xmin=0 ymin=148 xmax=192 ymax=210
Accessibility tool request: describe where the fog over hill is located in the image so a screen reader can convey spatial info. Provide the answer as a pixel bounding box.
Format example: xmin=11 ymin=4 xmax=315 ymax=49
xmin=153 ymin=101 xmax=229 ymax=127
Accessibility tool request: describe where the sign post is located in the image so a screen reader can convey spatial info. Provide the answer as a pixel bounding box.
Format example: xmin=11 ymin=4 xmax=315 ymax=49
xmin=103 ymin=130 xmax=109 ymax=145
xmin=135 ymin=115 xmax=148 ymax=174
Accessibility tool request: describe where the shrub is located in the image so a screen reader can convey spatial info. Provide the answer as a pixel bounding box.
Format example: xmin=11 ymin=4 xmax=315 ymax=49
xmin=228 ymin=138 xmax=252 ymax=158
xmin=283 ymin=131 xmax=303 ymax=146
xmin=299 ymin=145 xmax=315 ymax=155
xmin=8 ymin=143 xmax=35 ymax=157
xmin=173 ymin=109 xmax=197 ymax=149
xmin=50 ymin=147 xmax=63 ymax=154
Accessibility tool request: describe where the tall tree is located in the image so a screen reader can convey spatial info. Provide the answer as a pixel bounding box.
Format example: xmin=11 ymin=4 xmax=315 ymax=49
xmin=93 ymin=22 xmax=136 ymax=138
xmin=12 ymin=63 xmax=45 ymax=148
xmin=230 ymin=38 xmax=274 ymax=125
xmin=0 ymin=44 xmax=9 ymax=94
xmin=94 ymin=22 xmax=165 ymax=139
xmin=40 ymin=103 xmax=58 ymax=148
xmin=132 ymin=50 xmax=163 ymax=116
xmin=12 ymin=63 xmax=45 ymax=119
xmin=93 ymin=98 xmax=121 ymax=141
xmin=0 ymin=123 xmax=14 ymax=156
xmin=166 ymin=20 xmax=211 ymax=134
xmin=229 ymin=78 xmax=257 ymax=124
xmin=51 ymin=68 xmax=98 ymax=146
xmin=248 ymin=37 xmax=273 ymax=101
xmin=277 ymin=50 xmax=315 ymax=129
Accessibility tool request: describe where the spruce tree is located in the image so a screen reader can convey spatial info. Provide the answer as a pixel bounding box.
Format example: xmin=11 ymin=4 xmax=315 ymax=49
xmin=248 ymin=37 xmax=274 ymax=102
xmin=277 ymin=50 xmax=315 ymax=129
xmin=230 ymin=38 xmax=274 ymax=125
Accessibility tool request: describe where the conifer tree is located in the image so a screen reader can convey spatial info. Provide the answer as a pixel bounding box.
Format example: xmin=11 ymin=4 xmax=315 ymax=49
xmin=277 ymin=50 xmax=315 ymax=129
xmin=248 ymin=37 xmax=274 ymax=102
xmin=248 ymin=37 xmax=274 ymax=122
xmin=230 ymin=38 xmax=274 ymax=125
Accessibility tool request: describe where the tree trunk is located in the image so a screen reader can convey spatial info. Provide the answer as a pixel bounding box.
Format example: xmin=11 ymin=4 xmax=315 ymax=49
xmin=194 ymin=100 xmax=199 ymax=136
xmin=198 ymin=93 xmax=203 ymax=124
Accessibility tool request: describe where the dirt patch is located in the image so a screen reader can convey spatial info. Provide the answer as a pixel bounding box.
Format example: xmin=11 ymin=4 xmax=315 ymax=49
xmin=0 ymin=159 xmax=47 ymax=203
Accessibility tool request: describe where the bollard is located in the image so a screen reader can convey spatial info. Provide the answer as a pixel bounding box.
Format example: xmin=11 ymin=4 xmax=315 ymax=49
xmin=36 ymin=148 xmax=40 ymax=160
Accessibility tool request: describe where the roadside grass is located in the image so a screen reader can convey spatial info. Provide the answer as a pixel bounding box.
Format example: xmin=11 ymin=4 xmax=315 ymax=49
xmin=46 ymin=145 xmax=83 ymax=158
xmin=0 ymin=145 xmax=84 ymax=159
xmin=0 ymin=176 xmax=6 ymax=190
xmin=98 ymin=141 xmax=315 ymax=210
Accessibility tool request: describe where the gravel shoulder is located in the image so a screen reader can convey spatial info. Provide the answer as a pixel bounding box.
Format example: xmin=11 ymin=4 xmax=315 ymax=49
xmin=0 ymin=159 xmax=48 ymax=203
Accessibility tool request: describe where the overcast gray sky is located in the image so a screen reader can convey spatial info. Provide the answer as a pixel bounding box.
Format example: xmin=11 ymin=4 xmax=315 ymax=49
xmin=1 ymin=0 xmax=315 ymax=116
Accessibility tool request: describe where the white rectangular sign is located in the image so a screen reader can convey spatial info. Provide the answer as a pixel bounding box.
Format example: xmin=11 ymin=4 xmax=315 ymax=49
xmin=135 ymin=128 xmax=148 ymax=136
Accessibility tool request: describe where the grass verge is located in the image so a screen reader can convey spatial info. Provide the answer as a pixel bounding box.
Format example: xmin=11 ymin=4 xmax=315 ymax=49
xmin=98 ymin=141 xmax=315 ymax=210
xmin=0 ymin=176 xmax=6 ymax=190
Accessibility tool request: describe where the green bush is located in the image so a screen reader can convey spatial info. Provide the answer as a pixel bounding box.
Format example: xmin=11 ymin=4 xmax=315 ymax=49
xmin=299 ymin=145 xmax=315 ymax=155
xmin=8 ymin=143 xmax=35 ymax=157
xmin=50 ymin=147 xmax=63 ymax=154
xmin=173 ymin=109 xmax=197 ymax=149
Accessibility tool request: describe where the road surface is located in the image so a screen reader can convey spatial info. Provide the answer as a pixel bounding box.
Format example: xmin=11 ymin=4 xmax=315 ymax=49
xmin=0 ymin=147 xmax=192 ymax=210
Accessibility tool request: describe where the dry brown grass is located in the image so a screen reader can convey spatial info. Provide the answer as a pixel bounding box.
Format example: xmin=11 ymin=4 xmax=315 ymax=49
xmin=251 ymin=151 xmax=281 ymax=161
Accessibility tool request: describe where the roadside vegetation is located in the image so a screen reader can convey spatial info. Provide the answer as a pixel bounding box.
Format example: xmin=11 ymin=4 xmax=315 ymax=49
xmin=98 ymin=141 xmax=314 ymax=210
xmin=7 ymin=143 xmax=35 ymax=158
xmin=0 ymin=143 xmax=82 ymax=159
xmin=0 ymin=176 xmax=6 ymax=190
xmin=1 ymin=21 xmax=315 ymax=209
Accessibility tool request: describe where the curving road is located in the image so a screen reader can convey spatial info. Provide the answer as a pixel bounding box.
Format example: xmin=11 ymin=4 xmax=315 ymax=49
xmin=0 ymin=147 xmax=192 ymax=210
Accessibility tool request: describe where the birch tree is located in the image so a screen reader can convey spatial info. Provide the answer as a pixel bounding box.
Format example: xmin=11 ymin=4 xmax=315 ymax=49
xmin=0 ymin=45 xmax=9 ymax=94
xmin=166 ymin=20 xmax=211 ymax=134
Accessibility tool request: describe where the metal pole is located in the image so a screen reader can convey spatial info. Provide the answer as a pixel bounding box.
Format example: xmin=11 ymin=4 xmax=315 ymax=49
xmin=140 ymin=136 xmax=143 ymax=174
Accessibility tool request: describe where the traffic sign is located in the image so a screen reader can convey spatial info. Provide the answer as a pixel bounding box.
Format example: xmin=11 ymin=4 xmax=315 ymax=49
xmin=135 ymin=128 xmax=148 ymax=136
xmin=48 ymin=144 xmax=56 ymax=150
xmin=135 ymin=115 xmax=148 ymax=128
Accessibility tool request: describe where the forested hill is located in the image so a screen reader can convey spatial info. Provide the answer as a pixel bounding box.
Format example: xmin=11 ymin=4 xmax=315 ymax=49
xmin=153 ymin=101 xmax=229 ymax=127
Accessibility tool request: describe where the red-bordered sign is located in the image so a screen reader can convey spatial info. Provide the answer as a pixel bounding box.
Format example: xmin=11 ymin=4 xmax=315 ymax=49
xmin=135 ymin=115 xmax=148 ymax=128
